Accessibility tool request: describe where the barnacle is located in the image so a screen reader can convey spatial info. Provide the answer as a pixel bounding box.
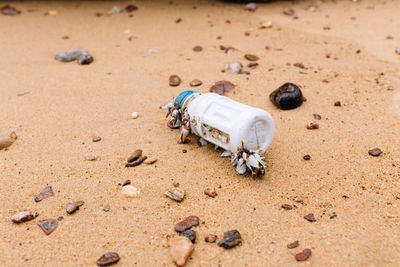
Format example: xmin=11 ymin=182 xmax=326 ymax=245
xmin=231 ymin=141 xmax=265 ymax=177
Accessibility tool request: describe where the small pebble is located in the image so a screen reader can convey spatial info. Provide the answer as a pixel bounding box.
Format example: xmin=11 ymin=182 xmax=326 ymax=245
xmin=38 ymin=219 xmax=58 ymax=235
xmin=313 ymin=114 xmax=321 ymax=120
xmin=34 ymin=186 xmax=54 ymax=202
xmin=244 ymin=3 xmax=257 ymax=12
xmin=304 ymin=213 xmax=316 ymax=222
xmin=259 ymin=21 xmax=273 ymax=29
xmin=11 ymin=210 xmax=38 ymax=223
xmin=396 ymin=48 xmax=400 ymax=55
xmin=127 ymin=149 xmax=142 ymax=163
xmin=54 ymin=48 xmax=82 ymax=62
xmin=122 ymin=179 xmax=131 ymax=186
xmin=121 ymin=185 xmax=140 ymax=198
xmin=86 ymin=154 xmax=98 ymax=161
xmin=193 ymin=46 xmax=202 ymax=52
xmin=281 ymin=204 xmax=293 ymax=210
xmin=179 ymin=229 xmax=196 ymax=243
xmin=306 ymin=122 xmax=319 ymax=129
xmin=218 ymin=230 xmax=242 ymax=249
xmin=283 ymin=8 xmax=295 ymax=16
xmin=131 ymin=112 xmax=139 ymax=119
xmin=169 ymin=75 xmax=181 ymax=86
xmin=125 ymin=155 xmax=147 ymax=167
xmin=204 ymin=188 xmax=217 ymax=198
xmin=295 ymin=248 xmax=312 ymax=261
xmin=248 ymin=62 xmax=258 ymax=69
xmin=334 ymin=101 xmax=341 ymax=106
xmin=165 ymin=188 xmax=185 ymax=202
xmin=227 ymin=61 xmax=243 ymax=74
xmin=125 ymin=5 xmax=138 ymax=12
xmin=368 ymin=148 xmax=382 ymax=157
xmin=57 ymin=216 xmax=64 ymax=221
xmin=92 ymin=136 xmax=102 ymax=142
xmin=303 ymin=155 xmax=311 ymax=160
xmin=108 ymin=6 xmax=123 ymax=15
xmin=0 ymin=131 xmax=17 ymax=150
xmin=210 ymin=81 xmax=235 ymax=95
xmin=205 ymin=234 xmax=217 ymax=243
xmin=103 ymin=205 xmax=111 ymax=212
xmin=96 ymin=252 xmax=120 ymax=266
xmin=1 ymin=5 xmax=21 ymax=15
xmin=270 ymin=83 xmax=304 ymax=110
xmin=145 ymin=156 xmax=157 ymax=164
xmin=47 ymin=9 xmax=59 ymax=15
xmin=287 ymin=240 xmax=299 ymax=249
xmin=77 ymin=50 xmax=94 ymax=65
xmin=190 ymin=79 xmax=202 ymax=87
xmin=66 ymin=201 xmax=84 ymax=214
xmin=175 ymin=216 xmax=200 ymax=233
xmin=294 ymin=196 xmax=303 ymax=203
xmin=244 ymin=54 xmax=259 ymax=61
xmin=169 ymin=236 xmax=194 ymax=267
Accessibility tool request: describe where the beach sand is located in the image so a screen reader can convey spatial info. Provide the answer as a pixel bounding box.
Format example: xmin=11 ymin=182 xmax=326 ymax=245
xmin=1 ymin=0 xmax=400 ymax=266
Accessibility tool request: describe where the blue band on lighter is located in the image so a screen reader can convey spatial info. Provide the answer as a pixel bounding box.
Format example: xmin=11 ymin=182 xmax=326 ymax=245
xmin=174 ymin=90 xmax=196 ymax=108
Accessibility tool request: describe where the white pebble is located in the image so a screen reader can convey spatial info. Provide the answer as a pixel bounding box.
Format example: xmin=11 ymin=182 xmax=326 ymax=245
xmin=228 ymin=61 xmax=243 ymax=74
xmin=122 ymin=185 xmax=140 ymax=198
xmin=131 ymin=112 xmax=139 ymax=119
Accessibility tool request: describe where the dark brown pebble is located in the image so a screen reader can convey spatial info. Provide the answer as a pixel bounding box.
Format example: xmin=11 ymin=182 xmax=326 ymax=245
xmin=127 ymin=149 xmax=143 ymax=163
xmin=287 ymin=240 xmax=299 ymax=249
xmin=92 ymin=136 xmax=102 ymax=142
xmin=66 ymin=201 xmax=84 ymax=214
xmin=190 ymin=79 xmax=202 ymax=87
xmin=34 ymin=186 xmax=54 ymax=202
xmin=61 ymin=36 xmax=69 ymax=40
xmin=176 ymin=18 xmax=182 ymax=23
xmin=218 ymin=230 xmax=242 ymax=249
xmin=193 ymin=46 xmax=202 ymax=52
xmin=304 ymin=213 xmax=316 ymax=222
xmin=210 ymin=81 xmax=235 ymax=95
xmin=248 ymin=62 xmax=258 ymax=69
xmin=179 ymin=229 xmax=196 ymax=243
xmin=306 ymin=122 xmax=319 ymax=129
xmin=205 ymin=234 xmax=217 ymax=243
xmin=204 ymin=188 xmax=217 ymax=198
xmin=303 ymin=155 xmax=311 ymax=160
xmin=125 ymin=155 xmax=147 ymax=167
xmin=368 ymin=148 xmax=382 ymax=157
xmin=293 ymin=62 xmax=305 ymax=69
xmin=244 ymin=3 xmax=257 ymax=12
xmin=96 ymin=252 xmax=120 ymax=266
xmin=169 ymin=75 xmax=181 ymax=86
xmin=125 ymin=5 xmax=138 ymax=12
xmin=334 ymin=101 xmax=341 ymax=106
xmin=38 ymin=219 xmax=58 ymax=235
xmin=281 ymin=204 xmax=293 ymax=210
xmin=182 ymin=149 xmax=187 ymax=153
xmin=244 ymin=54 xmax=259 ymax=61
xmin=270 ymin=83 xmax=304 ymax=110
xmin=283 ymin=8 xmax=295 ymax=16
xmin=122 ymin=180 xmax=131 ymax=186
xmin=57 ymin=216 xmax=64 ymax=221
xmin=295 ymin=248 xmax=312 ymax=261
xmin=313 ymin=114 xmax=321 ymax=120
xmin=1 ymin=5 xmax=21 ymax=15
xmin=175 ymin=216 xmax=200 ymax=233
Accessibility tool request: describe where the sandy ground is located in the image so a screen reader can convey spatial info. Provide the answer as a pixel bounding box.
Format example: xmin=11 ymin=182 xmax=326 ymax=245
xmin=1 ymin=0 xmax=400 ymax=266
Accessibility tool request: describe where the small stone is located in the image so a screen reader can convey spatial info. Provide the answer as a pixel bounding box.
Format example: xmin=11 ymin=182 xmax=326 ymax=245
xmin=92 ymin=136 xmax=102 ymax=142
xmin=303 ymin=155 xmax=311 ymax=160
xmin=287 ymin=240 xmax=299 ymax=249
xmin=179 ymin=229 xmax=196 ymax=243
xmin=227 ymin=61 xmax=243 ymax=74
xmin=334 ymin=101 xmax=342 ymax=106
xmin=108 ymin=6 xmax=123 ymax=15
xmin=244 ymin=3 xmax=257 ymax=12
xmin=86 ymin=154 xmax=98 ymax=161
xmin=176 ymin=18 xmax=182 ymax=23
xmin=283 ymin=8 xmax=295 ymax=16
xmin=304 ymin=213 xmax=316 ymax=222
xmin=204 ymin=188 xmax=217 ymax=198
xmin=34 ymin=186 xmax=54 ymax=202
xmin=122 ymin=185 xmax=140 ymax=198
xmin=395 ymin=48 xmax=400 ymax=55
xmin=244 ymin=54 xmax=259 ymax=61
xmin=38 ymin=219 xmax=58 ymax=235
xmin=96 ymin=252 xmax=120 ymax=266
xmin=294 ymin=196 xmax=303 ymax=203
xmin=77 ymin=50 xmax=94 ymax=65
xmin=11 ymin=210 xmax=38 ymax=223
xmin=125 ymin=155 xmax=147 ymax=167
xmin=193 ymin=46 xmax=202 ymax=52
xmin=270 ymin=83 xmax=304 ymax=110
xmin=174 ymin=216 xmax=200 ymax=233
xmin=0 ymin=131 xmax=17 ymax=150
xmin=165 ymin=188 xmax=185 ymax=202
xmin=145 ymin=156 xmax=157 ymax=165
xmin=295 ymin=248 xmax=312 ymax=261
xmin=205 ymin=234 xmax=217 ymax=243
xmin=54 ymin=48 xmax=82 ymax=62
xmin=368 ymin=148 xmax=382 ymax=157
xmin=313 ymin=114 xmax=321 ymax=120
xmin=169 ymin=236 xmax=194 ymax=267
xmin=169 ymin=75 xmax=181 ymax=86
xmin=66 ymin=201 xmax=84 ymax=214
xmin=131 ymin=112 xmax=139 ymax=119
xmin=47 ymin=9 xmax=59 ymax=15
xmin=259 ymin=21 xmax=272 ymax=29
xmin=210 ymin=81 xmax=235 ymax=95
xmin=306 ymin=122 xmax=319 ymax=129
xmin=125 ymin=5 xmax=138 ymax=12
xmin=103 ymin=205 xmax=111 ymax=212
xmin=218 ymin=230 xmax=242 ymax=249
xmin=127 ymin=149 xmax=142 ymax=163
xmin=294 ymin=62 xmax=305 ymax=69
xmin=190 ymin=79 xmax=202 ymax=87
xmin=122 ymin=179 xmax=131 ymax=186
xmin=1 ymin=5 xmax=21 ymax=15
xmin=281 ymin=204 xmax=293 ymax=210
xmin=323 ymin=26 xmax=331 ymax=30
xmin=248 ymin=62 xmax=259 ymax=69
